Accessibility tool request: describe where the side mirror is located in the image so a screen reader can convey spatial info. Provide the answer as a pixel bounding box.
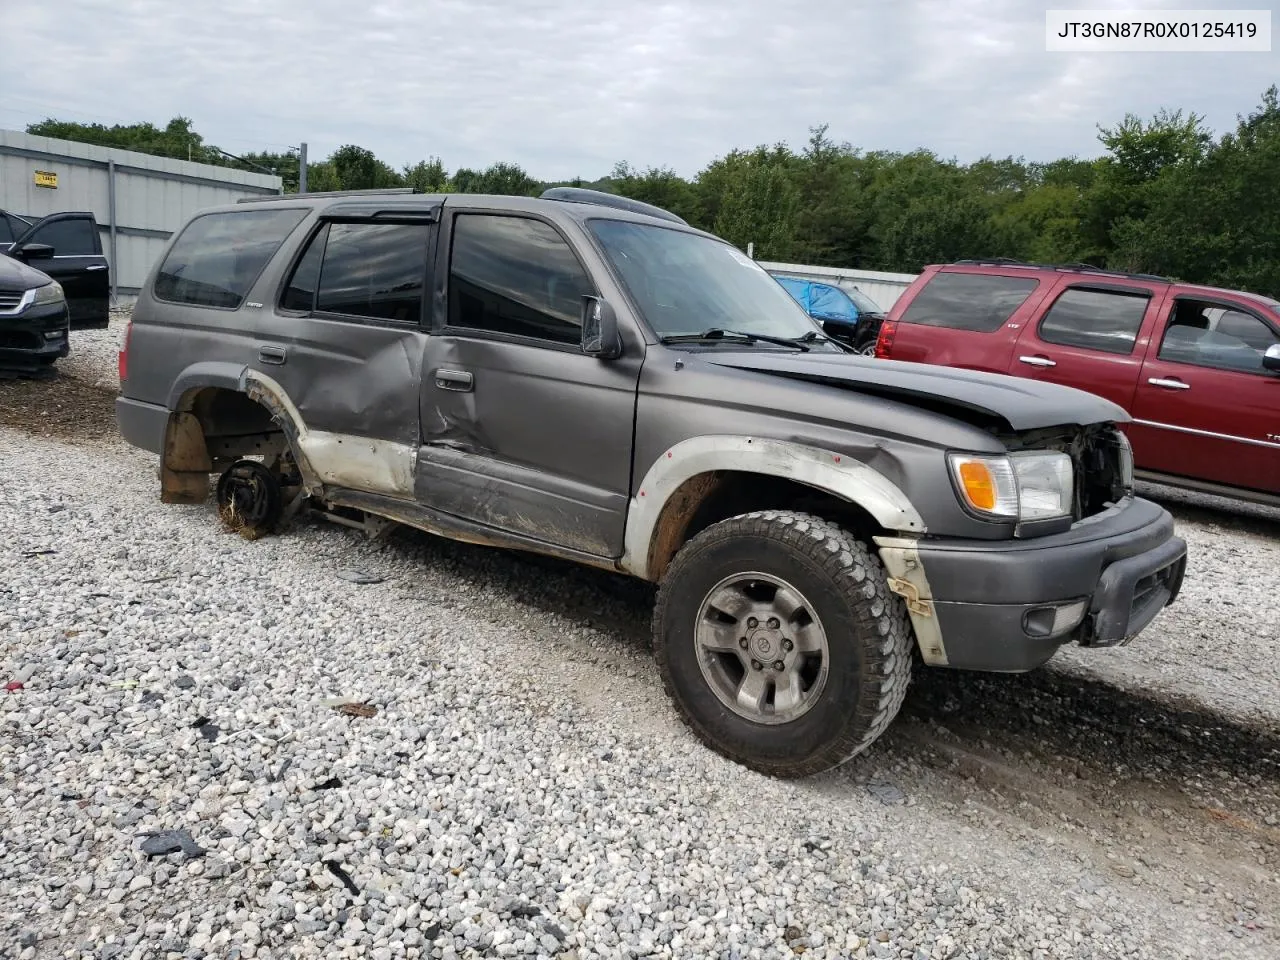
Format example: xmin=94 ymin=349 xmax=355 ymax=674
xmin=16 ymin=243 xmax=54 ymax=261
xmin=1264 ymin=344 xmax=1280 ymax=373
xmin=581 ymin=295 xmax=622 ymax=360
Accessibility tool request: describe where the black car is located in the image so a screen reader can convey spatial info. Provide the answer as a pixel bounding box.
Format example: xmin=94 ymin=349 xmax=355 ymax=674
xmin=0 ymin=210 xmax=111 ymax=329
xmin=0 ymin=252 xmax=71 ymax=376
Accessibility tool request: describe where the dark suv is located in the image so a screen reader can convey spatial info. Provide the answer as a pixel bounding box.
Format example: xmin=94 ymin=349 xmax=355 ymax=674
xmin=114 ymin=188 xmax=1188 ymax=777
xmin=0 ymin=252 xmax=70 ymax=376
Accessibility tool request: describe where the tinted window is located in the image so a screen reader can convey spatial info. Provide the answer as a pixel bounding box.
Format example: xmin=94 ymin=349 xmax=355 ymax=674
xmin=154 ymin=208 xmax=308 ymax=309
xmin=315 ymin=222 xmax=428 ymax=323
xmin=29 ymin=217 xmax=98 ymax=256
xmin=1159 ymin=308 xmax=1280 ymax=374
xmin=1038 ymin=287 xmax=1149 ymax=355
xmin=900 ymin=272 xmax=1040 ymax=332
xmin=448 ymin=214 xmax=595 ymax=345
xmin=280 ymin=224 xmax=328 ymax=312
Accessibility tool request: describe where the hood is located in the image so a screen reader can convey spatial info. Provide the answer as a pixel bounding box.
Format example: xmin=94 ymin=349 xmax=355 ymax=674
xmin=0 ymin=252 xmax=55 ymax=290
xmin=698 ymin=349 xmax=1130 ymax=432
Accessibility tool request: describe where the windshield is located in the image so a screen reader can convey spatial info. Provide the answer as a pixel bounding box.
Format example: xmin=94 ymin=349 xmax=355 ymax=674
xmin=847 ymin=287 xmax=882 ymax=314
xmin=587 ymin=218 xmax=823 ymax=341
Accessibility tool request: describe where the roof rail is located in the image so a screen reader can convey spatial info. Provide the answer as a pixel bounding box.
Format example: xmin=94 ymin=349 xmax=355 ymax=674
xmin=539 ymin=186 xmax=688 ymax=226
xmin=236 ymin=188 xmax=415 ymax=203
xmin=950 ymin=258 xmax=1171 ymax=284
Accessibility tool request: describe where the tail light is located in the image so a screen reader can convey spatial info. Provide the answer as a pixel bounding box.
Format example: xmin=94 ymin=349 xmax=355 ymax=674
xmin=118 ymin=319 xmax=133 ymax=383
xmin=874 ymin=319 xmax=898 ymax=359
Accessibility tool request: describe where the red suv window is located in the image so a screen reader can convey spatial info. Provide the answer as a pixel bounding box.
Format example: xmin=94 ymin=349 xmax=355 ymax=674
xmin=898 ymin=272 xmax=1041 ymax=332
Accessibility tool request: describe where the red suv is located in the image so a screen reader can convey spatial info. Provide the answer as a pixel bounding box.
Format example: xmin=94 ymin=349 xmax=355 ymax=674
xmin=875 ymin=260 xmax=1280 ymax=505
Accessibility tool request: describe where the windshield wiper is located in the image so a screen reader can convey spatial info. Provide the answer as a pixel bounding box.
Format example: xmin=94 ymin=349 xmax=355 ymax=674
xmin=658 ymin=328 xmax=811 ymax=351
xmin=793 ymin=329 xmax=856 ymax=353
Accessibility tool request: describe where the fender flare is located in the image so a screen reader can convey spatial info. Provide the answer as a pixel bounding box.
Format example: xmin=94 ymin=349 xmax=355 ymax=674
xmin=619 ymin=434 xmax=926 ymax=581
xmin=166 ymin=361 xmax=250 ymax=411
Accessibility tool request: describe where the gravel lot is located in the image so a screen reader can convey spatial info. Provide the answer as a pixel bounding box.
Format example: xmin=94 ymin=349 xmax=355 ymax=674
xmin=1 ymin=314 xmax=1278 ymax=960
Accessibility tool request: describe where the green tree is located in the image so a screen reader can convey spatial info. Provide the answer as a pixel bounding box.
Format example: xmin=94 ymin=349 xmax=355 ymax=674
xmin=1111 ymin=86 xmax=1280 ymax=294
xmin=403 ymin=157 xmax=449 ymax=193
xmin=26 ymin=115 xmax=221 ymax=163
xmin=329 ymin=144 xmax=404 ymax=190
xmin=609 ymin=162 xmax=698 ymax=222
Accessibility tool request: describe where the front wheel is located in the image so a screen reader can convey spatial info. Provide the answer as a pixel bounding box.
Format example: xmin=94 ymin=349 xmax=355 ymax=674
xmin=652 ymin=510 xmax=913 ymax=778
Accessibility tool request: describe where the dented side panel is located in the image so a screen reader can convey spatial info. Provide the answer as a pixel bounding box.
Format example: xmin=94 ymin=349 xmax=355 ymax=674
xmin=248 ymin=314 xmax=429 ymax=450
xmin=630 ymin=355 xmax=1017 ymax=544
xmin=415 ymin=334 xmax=643 ymax=557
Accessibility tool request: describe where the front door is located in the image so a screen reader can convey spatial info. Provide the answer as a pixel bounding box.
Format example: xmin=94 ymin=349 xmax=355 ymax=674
xmin=9 ymin=213 xmax=110 ymax=328
xmin=416 ymin=207 xmax=643 ymax=558
xmin=1130 ymin=298 xmax=1280 ymax=494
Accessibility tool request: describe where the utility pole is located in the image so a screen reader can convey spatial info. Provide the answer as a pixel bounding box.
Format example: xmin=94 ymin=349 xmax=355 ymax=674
xmin=298 ymin=142 xmax=308 ymax=194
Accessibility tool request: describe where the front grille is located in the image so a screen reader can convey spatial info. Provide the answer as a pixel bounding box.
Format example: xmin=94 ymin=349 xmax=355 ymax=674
xmin=0 ymin=289 xmax=25 ymax=312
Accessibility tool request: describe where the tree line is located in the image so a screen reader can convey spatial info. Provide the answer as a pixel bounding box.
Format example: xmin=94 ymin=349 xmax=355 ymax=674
xmin=26 ymin=84 xmax=1280 ymax=297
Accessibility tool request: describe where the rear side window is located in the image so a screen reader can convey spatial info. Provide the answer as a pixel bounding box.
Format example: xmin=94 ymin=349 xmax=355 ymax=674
xmin=153 ymin=208 xmax=308 ymax=309
xmin=317 ymin=222 xmax=429 ymax=322
xmin=1037 ymin=287 xmax=1149 ymax=355
xmin=25 ymin=217 xmax=99 ymax=256
xmin=280 ymin=221 xmax=430 ymax=323
xmin=900 ymin=272 xmax=1039 ymax=332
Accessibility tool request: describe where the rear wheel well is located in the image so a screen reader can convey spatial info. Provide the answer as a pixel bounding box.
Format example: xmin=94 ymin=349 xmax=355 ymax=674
xmin=647 ymin=471 xmax=889 ymax=581
xmin=160 ymin=387 xmax=289 ymax=503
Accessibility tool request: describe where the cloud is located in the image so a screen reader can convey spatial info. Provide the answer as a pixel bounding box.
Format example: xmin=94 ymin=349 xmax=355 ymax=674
xmin=3 ymin=0 xmax=1273 ymax=179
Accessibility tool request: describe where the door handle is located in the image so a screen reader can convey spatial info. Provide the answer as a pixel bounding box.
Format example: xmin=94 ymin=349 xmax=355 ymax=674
xmin=1018 ymin=355 xmax=1056 ymax=368
xmin=435 ymin=368 xmax=473 ymax=391
xmin=1148 ymin=377 xmax=1189 ymax=390
xmin=85 ymin=264 xmax=108 ymax=271
xmin=258 ymin=345 xmax=287 ymax=365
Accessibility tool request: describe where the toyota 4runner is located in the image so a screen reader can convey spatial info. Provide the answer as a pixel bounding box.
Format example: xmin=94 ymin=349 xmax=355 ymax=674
xmin=115 ymin=188 xmax=1189 ymax=777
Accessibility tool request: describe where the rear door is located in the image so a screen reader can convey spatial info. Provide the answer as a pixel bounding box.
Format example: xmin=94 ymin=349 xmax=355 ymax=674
xmin=1129 ymin=296 xmax=1280 ymax=494
xmin=253 ymin=202 xmax=439 ymax=499
xmin=884 ymin=268 xmax=1051 ymax=373
xmin=8 ymin=213 xmax=110 ymax=328
xmin=1005 ymin=279 xmax=1168 ymax=412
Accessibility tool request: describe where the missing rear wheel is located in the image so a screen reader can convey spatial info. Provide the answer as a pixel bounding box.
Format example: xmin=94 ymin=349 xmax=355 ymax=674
xmin=215 ymin=458 xmax=283 ymax=539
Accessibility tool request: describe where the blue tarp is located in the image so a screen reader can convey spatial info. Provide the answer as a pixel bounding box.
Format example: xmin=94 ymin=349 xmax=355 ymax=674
xmin=775 ymin=277 xmax=861 ymax=326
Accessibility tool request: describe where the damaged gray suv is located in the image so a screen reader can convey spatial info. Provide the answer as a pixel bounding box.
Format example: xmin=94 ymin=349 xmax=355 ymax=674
xmin=116 ymin=187 xmax=1188 ymax=777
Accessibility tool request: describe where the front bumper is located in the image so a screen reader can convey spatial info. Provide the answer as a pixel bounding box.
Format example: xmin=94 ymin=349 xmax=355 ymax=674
xmin=877 ymin=496 xmax=1188 ymax=672
xmin=0 ymin=300 xmax=70 ymax=372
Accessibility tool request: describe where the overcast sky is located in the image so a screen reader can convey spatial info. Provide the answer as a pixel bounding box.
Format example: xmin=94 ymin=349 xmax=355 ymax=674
xmin=4 ymin=0 xmax=1274 ymax=180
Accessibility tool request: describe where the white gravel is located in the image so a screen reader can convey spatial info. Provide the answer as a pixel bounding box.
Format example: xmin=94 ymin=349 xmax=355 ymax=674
xmin=2 ymin=328 xmax=1279 ymax=960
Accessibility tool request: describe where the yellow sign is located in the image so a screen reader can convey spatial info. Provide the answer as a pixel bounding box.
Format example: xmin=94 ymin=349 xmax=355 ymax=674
xmin=33 ymin=170 xmax=58 ymax=189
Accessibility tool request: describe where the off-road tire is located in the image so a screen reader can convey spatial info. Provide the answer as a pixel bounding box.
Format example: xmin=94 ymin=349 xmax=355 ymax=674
xmin=652 ymin=509 xmax=913 ymax=778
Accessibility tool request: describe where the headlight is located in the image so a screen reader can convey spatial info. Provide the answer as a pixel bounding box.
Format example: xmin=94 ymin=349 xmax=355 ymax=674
xmin=948 ymin=450 xmax=1074 ymax=521
xmin=30 ymin=281 xmax=66 ymax=306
